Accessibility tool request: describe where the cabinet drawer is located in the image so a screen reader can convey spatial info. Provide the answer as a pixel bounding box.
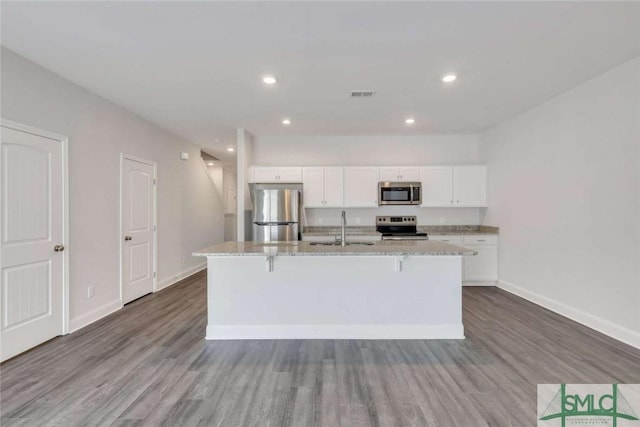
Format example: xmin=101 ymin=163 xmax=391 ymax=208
xmin=463 ymin=235 xmax=498 ymax=245
xmin=301 ymin=235 xmax=336 ymax=242
xmin=429 ymin=235 xmax=463 ymax=245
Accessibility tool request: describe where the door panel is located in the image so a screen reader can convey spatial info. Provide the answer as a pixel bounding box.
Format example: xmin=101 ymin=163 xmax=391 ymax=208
xmin=420 ymin=167 xmax=454 ymax=207
xmin=1 ymin=126 xmax=64 ymax=361
xmin=453 ymin=165 xmax=487 ymax=207
xmin=302 ymin=167 xmax=325 ymax=207
xmin=122 ymin=158 xmax=155 ymax=304
xmin=323 ymin=167 xmax=344 ymax=207
xmin=343 ymin=167 xmax=379 ymax=207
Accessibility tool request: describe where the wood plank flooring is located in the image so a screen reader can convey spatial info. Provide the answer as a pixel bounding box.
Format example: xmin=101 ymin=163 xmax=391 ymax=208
xmin=1 ymin=270 xmax=639 ymax=426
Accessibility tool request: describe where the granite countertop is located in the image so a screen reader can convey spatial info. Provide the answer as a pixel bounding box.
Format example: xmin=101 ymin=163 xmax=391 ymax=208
xmin=302 ymin=225 xmax=499 ymax=237
xmin=194 ymin=240 xmax=476 ymax=257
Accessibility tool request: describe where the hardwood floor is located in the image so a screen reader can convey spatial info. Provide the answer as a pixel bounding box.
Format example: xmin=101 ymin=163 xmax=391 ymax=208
xmin=1 ymin=270 xmax=639 ymax=426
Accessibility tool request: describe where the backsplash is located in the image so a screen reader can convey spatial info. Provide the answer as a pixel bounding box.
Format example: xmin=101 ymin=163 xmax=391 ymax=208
xmin=303 ymin=207 xmax=481 ymax=227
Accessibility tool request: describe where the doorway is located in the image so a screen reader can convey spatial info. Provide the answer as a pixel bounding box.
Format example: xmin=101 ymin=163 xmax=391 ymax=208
xmin=120 ymin=155 xmax=156 ymax=304
xmin=0 ymin=120 xmax=69 ymax=361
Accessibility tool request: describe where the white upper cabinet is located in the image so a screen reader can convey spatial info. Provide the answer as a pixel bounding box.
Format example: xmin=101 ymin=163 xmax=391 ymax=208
xmin=379 ymin=167 xmax=420 ymax=182
xmin=420 ymin=167 xmax=454 ymax=207
xmin=302 ymin=167 xmax=344 ymax=208
xmin=343 ymin=167 xmax=379 ymax=207
xmin=420 ymin=165 xmax=487 ymax=207
xmin=302 ymin=167 xmax=325 ymax=207
xmin=453 ymin=166 xmax=487 ymax=207
xmin=323 ymin=167 xmax=344 ymax=207
xmin=250 ymin=167 xmax=302 ymax=183
xmin=251 ymin=164 xmax=487 ymax=207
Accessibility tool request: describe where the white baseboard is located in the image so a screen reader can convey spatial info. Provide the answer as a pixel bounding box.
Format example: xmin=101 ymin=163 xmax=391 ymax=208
xmin=156 ymin=262 xmax=206 ymax=291
xmin=463 ymin=281 xmax=497 ymax=287
xmin=498 ymin=280 xmax=640 ymax=350
xmin=69 ymin=299 xmax=122 ymax=333
xmin=206 ymin=324 xmax=465 ymax=340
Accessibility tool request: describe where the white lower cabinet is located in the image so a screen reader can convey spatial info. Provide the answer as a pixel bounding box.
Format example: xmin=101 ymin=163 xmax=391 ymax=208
xmin=429 ymin=234 xmax=498 ymax=285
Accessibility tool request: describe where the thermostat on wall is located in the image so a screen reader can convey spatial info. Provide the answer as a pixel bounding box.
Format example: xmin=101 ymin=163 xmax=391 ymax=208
xmin=180 ymin=152 xmax=190 ymax=160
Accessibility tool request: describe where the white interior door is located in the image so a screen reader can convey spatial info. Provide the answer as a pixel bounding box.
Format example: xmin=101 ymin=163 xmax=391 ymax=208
xmin=1 ymin=125 xmax=66 ymax=361
xmin=121 ymin=157 xmax=155 ymax=304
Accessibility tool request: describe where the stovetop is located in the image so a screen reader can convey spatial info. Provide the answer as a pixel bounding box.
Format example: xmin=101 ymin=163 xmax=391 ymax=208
xmin=376 ymin=216 xmax=428 ymax=240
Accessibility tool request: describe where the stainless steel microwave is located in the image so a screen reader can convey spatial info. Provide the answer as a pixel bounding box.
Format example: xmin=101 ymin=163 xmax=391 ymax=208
xmin=378 ymin=182 xmax=422 ymax=205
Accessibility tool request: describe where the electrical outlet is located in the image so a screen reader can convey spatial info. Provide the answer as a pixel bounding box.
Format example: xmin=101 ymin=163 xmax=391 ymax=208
xmin=355 ymin=217 xmax=361 ymax=225
xmin=439 ymin=216 xmax=446 ymax=225
xmin=318 ymin=218 xmax=324 ymax=225
xmin=87 ymin=285 xmax=95 ymax=298
xmin=182 ymin=256 xmax=186 ymax=265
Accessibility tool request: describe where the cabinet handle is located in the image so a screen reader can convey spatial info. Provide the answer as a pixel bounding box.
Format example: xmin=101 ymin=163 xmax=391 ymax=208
xmin=477 ymin=239 xmax=485 ymax=242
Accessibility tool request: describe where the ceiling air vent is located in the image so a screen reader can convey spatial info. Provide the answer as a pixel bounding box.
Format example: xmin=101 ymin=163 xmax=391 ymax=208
xmin=350 ymin=90 xmax=376 ymax=98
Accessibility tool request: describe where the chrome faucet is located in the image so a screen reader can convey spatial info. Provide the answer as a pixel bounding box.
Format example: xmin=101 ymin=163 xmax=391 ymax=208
xmin=340 ymin=210 xmax=347 ymax=246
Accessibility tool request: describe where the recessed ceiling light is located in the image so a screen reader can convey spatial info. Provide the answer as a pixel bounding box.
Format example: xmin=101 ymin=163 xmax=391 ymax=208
xmin=405 ymin=118 xmax=416 ymax=125
xmin=227 ymin=147 xmax=235 ymax=152
xmin=262 ymin=75 xmax=277 ymax=85
xmin=442 ymin=74 xmax=457 ymax=83
xmin=214 ymin=139 xmax=221 ymax=143
xmin=282 ymin=119 xmax=291 ymax=125
xmin=207 ymin=162 xmax=215 ymax=166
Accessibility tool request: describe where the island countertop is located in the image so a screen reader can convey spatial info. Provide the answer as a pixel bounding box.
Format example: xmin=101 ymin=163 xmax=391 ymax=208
xmin=194 ymin=240 xmax=477 ymax=257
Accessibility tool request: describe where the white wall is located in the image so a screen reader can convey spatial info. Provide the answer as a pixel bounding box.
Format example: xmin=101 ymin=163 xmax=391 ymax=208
xmin=253 ymin=134 xmax=480 ymax=166
xmin=223 ymin=167 xmax=237 ymax=241
xmin=480 ymin=57 xmax=640 ymax=344
xmin=1 ymin=48 xmax=224 ymax=330
xmin=252 ymin=134 xmax=482 ymax=226
xmin=236 ymin=129 xmax=254 ymax=240
xmin=305 ymin=207 xmax=479 ymax=227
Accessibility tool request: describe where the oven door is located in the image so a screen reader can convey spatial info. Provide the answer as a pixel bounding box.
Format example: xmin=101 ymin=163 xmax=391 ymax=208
xmin=378 ymin=182 xmax=421 ymax=205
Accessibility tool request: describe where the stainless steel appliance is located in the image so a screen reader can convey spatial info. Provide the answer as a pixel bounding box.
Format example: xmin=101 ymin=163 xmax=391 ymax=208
xmin=250 ymin=183 xmax=302 ymax=242
xmin=376 ymin=216 xmax=428 ymax=241
xmin=378 ymin=182 xmax=422 ymax=205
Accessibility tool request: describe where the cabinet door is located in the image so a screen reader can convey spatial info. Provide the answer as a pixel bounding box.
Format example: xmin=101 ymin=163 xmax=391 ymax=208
xmin=398 ymin=167 xmax=420 ymax=181
xmin=251 ymin=167 xmax=280 ymax=182
xmin=463 ymin=245 xmax=498 ymax=281
xmin=302 ymin=167 xmax=325 ymax=208
xmin=343 ymin=167 xmax=379 ymax=207
xmin=453 ymin=166 xmax=487 ymax=207
xmin=323 ymin=167 xmax=344 ymax=207
xmin=277 ymin=167 xmax=303 ymax=182
xmin=379 ymin=167 xmax=400 ymax=181
xmin=420 ymin=167 xmax=454 ymax=207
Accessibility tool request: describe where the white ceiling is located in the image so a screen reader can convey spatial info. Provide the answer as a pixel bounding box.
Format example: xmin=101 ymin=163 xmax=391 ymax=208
xmin=2 ymin=1 xmax=639 ymax=161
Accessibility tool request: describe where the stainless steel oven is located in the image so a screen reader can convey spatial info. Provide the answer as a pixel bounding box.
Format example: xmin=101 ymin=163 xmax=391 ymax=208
xmin=376 ymin=216 xmax=428 ymax=240
xmin=378 ymin=182 xmax=421 ymax=205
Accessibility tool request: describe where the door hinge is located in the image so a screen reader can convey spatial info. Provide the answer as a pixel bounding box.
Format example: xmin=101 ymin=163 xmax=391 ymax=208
xmin=153 ymin=271 xmax=156 ymax=278
xmin=153 ymin=179 xmax=156 ymax=185
xmin=153 ymin=225 xmax=156 ymax=231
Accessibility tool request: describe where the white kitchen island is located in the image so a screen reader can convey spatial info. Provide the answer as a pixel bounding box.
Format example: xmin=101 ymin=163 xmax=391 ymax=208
xmin=193 ymin=240 xmax=476 ymax=340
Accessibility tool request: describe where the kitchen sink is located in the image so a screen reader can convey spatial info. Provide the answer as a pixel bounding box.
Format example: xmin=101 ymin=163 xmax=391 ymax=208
xmin=309 ymin=241 xmax=375 ymax=246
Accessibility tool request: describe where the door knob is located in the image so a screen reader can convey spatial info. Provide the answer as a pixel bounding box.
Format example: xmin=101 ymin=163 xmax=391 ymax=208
xmin=124 ymin=235 xmax=132 ymax=241
xmin=54 ymin=244 xmax=65 ymax=252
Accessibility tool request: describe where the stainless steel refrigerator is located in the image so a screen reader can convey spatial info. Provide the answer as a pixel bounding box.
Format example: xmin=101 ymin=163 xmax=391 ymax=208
xmin=250 ymin=183 xmax=301 ymax=242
